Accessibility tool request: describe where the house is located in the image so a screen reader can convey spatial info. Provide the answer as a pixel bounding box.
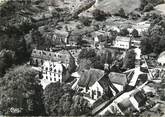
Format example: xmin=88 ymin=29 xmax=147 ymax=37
xmin=30 ymin=48 xmax=80 ymax=67
xmin=108 ymin=72 xmax=128 ymax=94
xmin=112 ymin=36 xmax=131 ymax=50
xmin=124 ymin=67 xmax=149 ymax=89
xmin=132 ymin=21 xmax=150 ymax=36
xmin=77 ymin=70 xmax=128 ymax=100
xmin=53 ymin=30 xmax=69 ymax=45
xmin=93 ymin=31 xmax=110 ymax=48
xmin=98 ymin=86 xmax=147 ymax=115
xmin=77 ymin=68 xmax=105 ymax=100
xmin=30 ymin=49 xmax=70 ymax=67
xmin=131 ymin=38 xmax=141 ymax=48
xmin=157 ymin=51 xmax=165 ymax=66
xmin=40 ymin=61 xmax=67 ymax=88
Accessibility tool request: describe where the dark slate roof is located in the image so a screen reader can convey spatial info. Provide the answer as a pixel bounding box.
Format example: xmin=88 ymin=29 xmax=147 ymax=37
xmin=78 ymin=68 xmax=104 ymax=87
xmin=134 ymin=91 xmax=147 ymax=107
xmin=108 ymin=72 xmax=127 ymax=86
xmin=98 ymin=75 xmax=109 ymax=90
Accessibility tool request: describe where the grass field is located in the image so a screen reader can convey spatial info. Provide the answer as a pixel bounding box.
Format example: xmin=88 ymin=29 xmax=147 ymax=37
xmin=95 ymin=0 xmax=141 ymax=14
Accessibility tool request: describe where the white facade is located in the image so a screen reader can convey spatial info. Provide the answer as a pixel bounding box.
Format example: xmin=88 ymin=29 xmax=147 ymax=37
xmin=134 ymin=47 xmax=141 ymax=60
xmin=113 ymin=36 xmax=131 ymax=49
xmin=89 ymin=82 xmax=104 ymax=100
xmin=42 ymin=61 xmax=65 ymax=83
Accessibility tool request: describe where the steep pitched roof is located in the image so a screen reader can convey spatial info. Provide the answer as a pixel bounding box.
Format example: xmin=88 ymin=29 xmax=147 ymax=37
xmin=98 ymin=75 xmax=109 ymax=89
xmin=108 ymin=72 xmax=127 ymax=86
xmin=78 ymin=68 xmax=104 ymax=87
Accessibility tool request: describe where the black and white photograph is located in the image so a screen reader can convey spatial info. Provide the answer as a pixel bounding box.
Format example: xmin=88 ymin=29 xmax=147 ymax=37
xmin=0 ymin=0 xmax=165 ymax=116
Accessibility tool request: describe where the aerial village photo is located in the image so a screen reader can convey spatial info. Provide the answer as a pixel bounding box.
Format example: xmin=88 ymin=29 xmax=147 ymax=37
xmin=1 ymin=0 xmax=165 ymax=116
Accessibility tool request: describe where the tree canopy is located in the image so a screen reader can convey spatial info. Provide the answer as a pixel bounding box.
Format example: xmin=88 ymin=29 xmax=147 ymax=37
xmin=0 ymin=65 xmax=45 ymax=116
xmin=43 ymin=82 xmax=90 ymax=116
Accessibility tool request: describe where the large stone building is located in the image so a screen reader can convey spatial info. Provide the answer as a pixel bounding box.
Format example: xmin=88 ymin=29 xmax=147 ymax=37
xmin=41 ymin=61 xmax=66 ymax=83
xmin=30 ymin=49 xmax=70 ymax=67
xmin=30 ymin=48 xmax=80 ymax=67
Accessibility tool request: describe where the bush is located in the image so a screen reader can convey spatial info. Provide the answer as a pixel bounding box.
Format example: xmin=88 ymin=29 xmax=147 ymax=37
xmin=119 ymin=28 xmax=129 ymax=36
xmin=92 ymin=9 xmax=107 ymax=21
xmin=132 ymin=29 xmax=139 ymax=37
xmin=115 ymin=8 xmax=127 ymax=18
xmin=79 ymin=16 xmax=92 ymax=26
xmin=143 ymin=3 xmax=154 ymax=12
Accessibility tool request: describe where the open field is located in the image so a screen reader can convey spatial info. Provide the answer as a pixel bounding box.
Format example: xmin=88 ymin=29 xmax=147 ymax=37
xmin=95 ymin=0 xmax=141 ymax=14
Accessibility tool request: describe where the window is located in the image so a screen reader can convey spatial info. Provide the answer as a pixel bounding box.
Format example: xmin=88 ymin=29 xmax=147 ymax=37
xmin=58 ymin=74 xmax=60 ymax=77
xmin=97 ymin=91 xmax=101 ymax=98
xmin=50 ymin=67 xmax=52 ymax=71
xmin=46 ymin=76 xmax=48 ymax=79
xmin=58 ymin=70 xmax=61 ymax=73
xmin=45 ymin=67 xmax=48 ymax=71
xmin=54 ymin=69 xmax=56 ymax=73
xmin=54 ymin=78 xmax=56 ymax=81
xmin=50 ymin=78 xmax=52 ymax=81
xmin=59 ymin=79 xmax=61 ymax=82
xmin=49 ymin=53 xmax=51 ymax=56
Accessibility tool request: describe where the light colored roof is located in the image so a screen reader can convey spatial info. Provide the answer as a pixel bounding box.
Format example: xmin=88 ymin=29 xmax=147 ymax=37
xmin=158 ymin=51 xmax=165 ymax=64
xmin=108 ymin=72 xmax=127 ymax=86
xmin=116 ymin=36 xmax=131 ymax=42
xmin=71 ymin=72 xmax=80 ymax=78
xmin=158 ymin=51 xmax=165 ymax=58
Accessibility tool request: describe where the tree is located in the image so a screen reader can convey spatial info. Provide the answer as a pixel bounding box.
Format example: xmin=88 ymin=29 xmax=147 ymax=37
xmin=119 ymin=28 xmax=129 ymax=36
xmin=79 ymin=16 xmax=92 ymax=26
xmin=44 ymin=82 xmax=90 ymax=116
xmin=132 ymin=29 xmax=139 ymax=37
xmin=69 ymin=95 xmax=91 ymax=116
xmin=122 ymin=50 xmax=136 ymax=70
xmin=67 ymin=51 xmax=77 ymax=73
xmin=117 ymin=8 xmax=127 ymax=18
xmin=143 ymin=3 xmax=154 ymax=12
xmin=78 ymin=48 xmax=96 ymax=61
xmin=0 ymin=65 xmax=45 ymax=116
xmin=0 ymin=49 xmax=15 ymax=77
xmin=43 ymin=82 xmax=64 ymax=116
xmin=92 ymin=9 xmax=107 ymax=21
